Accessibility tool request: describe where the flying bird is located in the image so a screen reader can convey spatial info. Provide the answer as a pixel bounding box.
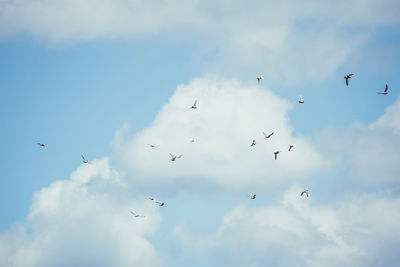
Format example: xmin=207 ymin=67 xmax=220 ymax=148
xmin=37 ymin=143 xmax=46 ymax=147
xmin=190 ymin=100 xmax=198 ymax=109
xmin=189 ymin=138 xmax=196 ymax=143
xmin=169 ymin=153 xmax=182 ymax=161
xmin=156 ymin=201 xmax=165 ymax=206
xmin=288 ymin=144 xmax=295 ymax=151
xmin=263 ymin=132 xmax=274 ymax=139
xmin=300 ymin=190 xmax=309 ymax=197
xmin=130 ymin=211 xmax=145 ymax=218
xmin=81 ymin=154 xmax=89 ymax=164
xmin=298 ymin=95 xmax=304 ymax=104
xmin=250 ymin=140 xmax=256 ymax=147
xmin=249 ymin=194 xmax=256 ymax=199
xmin=147 ymin=143 xmax=157 ymax=148
xmin=274 ymin=151 xmax=280 ymax=160
xmin=149 ymin=197 xmax=156 ymax=202
xmin=344 ymin=73 xmax=354 ymax=86
xmin=377 ymin=84 xmax=389 ymax=95
xmin=256 ymin=75 xmax=264 ymax=85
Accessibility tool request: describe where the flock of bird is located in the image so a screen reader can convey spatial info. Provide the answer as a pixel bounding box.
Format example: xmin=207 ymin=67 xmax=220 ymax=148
xmin=36 ymin=73 xmax=390 ymax=219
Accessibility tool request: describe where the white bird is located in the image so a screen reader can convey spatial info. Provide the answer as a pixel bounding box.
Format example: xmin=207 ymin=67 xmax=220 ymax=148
xmin=81 ymin=154 xmax=89 ymax=164
xmin=298 ymin=95 xmax=304 ymax=104
xmin=263 ymin=132 xmax=274 ymax=139
xmin=300 ymin=190 xmax=309 ymax=197
xmin=256 ymin=75 xmax=264 ymax=85
xmin=169 ymin=153 xmax=182 ymax=161
xmin=37 ymin=143 xmax=46 ymax=147
xmin=377 ymin=84 xmax=389 ymax=95
xmin=130 ymin=211 xmax=145 ymax=218
xmin=189 ymin=138 xmax=196 ymax=142
xmin=274 ymin=151 xmax=280 ymax=160
xmin=250 ymin=139 xmax=256 ymax=147
xmin=288 ymin=144 xmax=295 ymax=151
xmin=249 ymin=194 xmax=256 ymax=199
xmin=190 ymin=100 xmax=198 ymax=109
xmin=147 ymin=143 xmax=157 ymax=148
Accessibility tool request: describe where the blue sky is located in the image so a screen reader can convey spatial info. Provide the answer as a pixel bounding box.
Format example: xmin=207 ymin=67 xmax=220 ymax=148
xmin=1 ymin=1 xmax=400 ymax=266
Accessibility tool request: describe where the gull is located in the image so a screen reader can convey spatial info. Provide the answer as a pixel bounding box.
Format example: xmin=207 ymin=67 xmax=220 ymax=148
xmin=274 ymin=151 xmax=280 ymax=160
xmin=344 ymin=73 xmax=354 ymax=86
xmin=130 ymin=211 xmax=145 ymax=218
xmin=249 ymin=194 xmax=256 ymax=199
xmin=189 ymin=138 xmax=196 ymax=143
xmin=300 ymin=190 xmax=309 ymax=197
xmin=169 ymin=153 xmax=182 ymax=161
xmin=257 ymin=75 xmax=264 ymax=85
xmin=81 ymin=154 xmax=89 ymax=164
xmin=250 ymin=140 xmax=256 ymax=147
xmin=377 ymin=84 xmax=389 ymax=95
xmin=263 ymin=132 xmax=274 ymax=139
xmin=298 ymin=95 xmax=304 ymax=104
xmin=288 ymin=144 xmax=295 ymax=151
xmin=156 ymin=201 xmax=165 ymax=206
xmin=37 ymin=143 xmax=46 ymax=147
xmin=190 ymin=100 xmax=198 ymax=109
xmin=147 ymin=143 xmax=157 ymax=148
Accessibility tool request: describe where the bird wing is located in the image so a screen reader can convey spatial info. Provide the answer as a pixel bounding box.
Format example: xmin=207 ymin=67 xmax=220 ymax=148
xmin=81 ymin=155 xmax=86 ymax=161
xmin=385 ymin=84 xmax=388 ymax=93
xmin=346 ymin=78 xmax=349 ymax=86
xmin=130 ymin=211 xmax=136 ymax=216
xmin=169 ymin=153 xmax=174 ymax=159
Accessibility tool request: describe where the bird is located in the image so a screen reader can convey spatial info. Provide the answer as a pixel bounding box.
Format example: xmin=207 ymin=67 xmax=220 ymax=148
xmin=288 ymin=144 xmax=295 ymax=151
xmin=189 ymin=138 xmax=196 ymax=143
xmin=81 ymin=154 xmax=89 ymax=164
xmin=298 ymin=95 xmax=304 ymax=104
xmin=37 ymin=143 xmax=46 ymax=147
xmin=147 ymin=143 xmax=157 ymax=148
xmin=274 ymin=151 xmax=280 ymax=160
xmin=377 ymin=84 xmax=389 ymax=95
xmin=249 ymin=194 xmax=256 ymax=199
xmin=344 ymin=73 xmax=354 ymax=86
xmin=149 ymin=197 xmax=156 ymax=201
xmin=190 ymin=100 xmax=198 ymax=109
xmin=130 ymin=211 xmax=145 ymax=218
xmin=263 ymin=132 xmax=274 ymax=139
xmin=250 ymin=140 xmax=256 ymax=147
xmin=300 ymin=190 xmax=309 ymax=197
xmin=169 ymin=153 xmax=182 ymax=161
xmin=256 ymin=75 xmax=264 ymax=85
xmin=156 ymin=201 xmax=165 ymax=206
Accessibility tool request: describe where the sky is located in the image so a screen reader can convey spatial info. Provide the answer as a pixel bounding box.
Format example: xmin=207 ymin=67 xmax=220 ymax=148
xmin=0 ymin=0 xmax=400 ymax=266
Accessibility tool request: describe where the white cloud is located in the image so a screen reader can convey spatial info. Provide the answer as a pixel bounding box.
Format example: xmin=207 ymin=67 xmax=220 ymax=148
xmin=172 ymin=187 xmax=400 ymax=266
xmin=111 ymin=76 xmax=329 ymax=192
xmin=0 ymin=158 xmax=163 ymax=267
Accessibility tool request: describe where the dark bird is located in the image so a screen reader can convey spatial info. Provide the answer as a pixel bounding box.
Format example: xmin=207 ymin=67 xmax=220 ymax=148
xmin=288 ymin=144 xmax=295 ymax=151
xmin=147 ymin=143 xmax=157 ymax=148
xmin=256 ymin=75 xmax=264 ymax=85
xmin=344 ymin=73 xmax=354 ymax=86
xmin=377 ymin=84 xmax=389 ymax=95
xmin=250 ymin=140 xmax=256 ymax=147
xmin=130 ymin=211 xmax=145 ymax=218
xmin=190 ymin=100 xmax=198 ymax=109
xmin=149 ymin=197 xmax=156 ymax=201
xmin=249 ymin=194 xmax=256 ymax=199
xmin=300 ymin=190 xmax=309 ymax=197
xmin=156 ymin=201 xmax=165 ymax=206
xmin=274 ymin=151 xmax=280 ymax=160
xmin=81 ymin=154 xmax=89 ymax=164
xmin=298 ymin=95 xmax=304 ymax=104
xmin=169 ymin=153 xmax=182 ymax=161
xmin=263 ymin=132 xmax=274 ymax=139
xmin=37 ymin=143 xmax=46 ymax=147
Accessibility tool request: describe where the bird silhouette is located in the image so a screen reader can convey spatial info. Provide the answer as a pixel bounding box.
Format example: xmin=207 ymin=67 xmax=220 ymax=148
xmin=344 ymin=73 xmax=354 ymax=86
xmin=377 ymin=84 xmax=389 ymax=95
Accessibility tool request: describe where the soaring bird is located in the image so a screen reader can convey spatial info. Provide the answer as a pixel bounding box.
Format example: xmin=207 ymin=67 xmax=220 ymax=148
xmin=377 ymin=84 xmax=389 ymax=95
xmin=81 ymin=154 xmax=89 ymax=164
xmin=298 ymin=95 xmax=304 ymax=104
xmin=189 ymin=138 xmax=196 ymax=143
xmin=190 ymin=100 xmax=198 ymax=109
xmin=300 ymin=190 xmax=309 ymax=197
xmin=37 ymin=143 xmax=46 ymax=147
xmin=147 ymin=143 xmax=157 ymax=148
xmin=257 ymin=75 xmax=264 ymax=85
xmin=263 ymin=132 xmax=274 ymax=139
xmin=249 ymin=194 xmax=256 ymax=199
xmin=274 ymin=151 xmax=280 ymax=160
xmin=344 ymin=73 xmax=354 ymax=86
xmin=149 ymin=197 xmax=156 ymax=202
xmin=156 ymin=201 xmax=165 ymax=206
xmin=130 ymin=211 xmax=145 ymax=218
xmin=288 ymin=144 xmax=295 ymax=151
xmin=250 ymin=140 xmax=256 ymax=147
xmin=169 ymin=153 xmax=182 ymax=161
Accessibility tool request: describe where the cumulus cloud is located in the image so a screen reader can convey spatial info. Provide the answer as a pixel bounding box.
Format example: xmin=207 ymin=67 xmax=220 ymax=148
xmin=172 ymin=187 xmax=400 ymax=267
xmin=111 ymin=76 xmax=329 ymax=192
xmin=0 ymin=158 xmax=163 ymax=267
xmin=1 ymin=0 xmax=399 ymax=82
